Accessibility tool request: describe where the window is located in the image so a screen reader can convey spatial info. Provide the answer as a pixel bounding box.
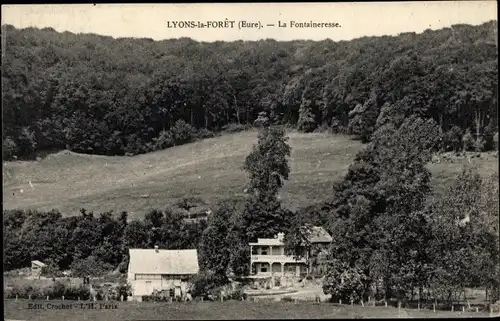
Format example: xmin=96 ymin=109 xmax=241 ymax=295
xmin=260 ymin=265 xmax=268 ymax=273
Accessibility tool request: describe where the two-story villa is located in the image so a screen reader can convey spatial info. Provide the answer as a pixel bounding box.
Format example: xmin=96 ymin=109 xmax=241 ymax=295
xmin=249 ymin=226 xmax=332 ymax=280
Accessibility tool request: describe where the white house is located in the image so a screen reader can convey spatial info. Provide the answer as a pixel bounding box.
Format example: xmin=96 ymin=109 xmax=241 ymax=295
xmin=127 ymin=247 xmax=199 ymax=301
xmin=249 ymin=226 xmax=332 ymax=280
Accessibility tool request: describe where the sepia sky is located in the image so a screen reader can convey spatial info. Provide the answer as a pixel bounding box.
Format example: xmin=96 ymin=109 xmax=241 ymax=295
xmin=1 ymin=2 xmax=497 ymax=42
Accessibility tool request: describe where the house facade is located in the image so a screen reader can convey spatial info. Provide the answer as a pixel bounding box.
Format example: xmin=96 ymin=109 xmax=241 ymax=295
xmin=249 ymin=226 xmax=332 ymax=281
xmin=127 ymin=247 xmax=199 ymax=301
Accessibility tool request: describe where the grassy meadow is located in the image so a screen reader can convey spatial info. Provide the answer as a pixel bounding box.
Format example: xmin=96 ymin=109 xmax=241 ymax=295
xmin=4 ymin=299 xmax=494 ymax=321
xmin=3 ymin=130 xmax=498 ymax=219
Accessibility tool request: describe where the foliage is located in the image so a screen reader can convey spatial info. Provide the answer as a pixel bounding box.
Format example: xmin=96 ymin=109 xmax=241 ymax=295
xmin=462 ymin=129 xmax=474 ymax=151
xmin=3 ymin=22 xmax=497 ymax=159
xmin=199 ymin=202 xmax=234 ymax=279
xmin=152 ymin=130 xmax=175 ymax=150
xmin=189 ymin=271 xmax=229 ymax=299
xmin=3 ymin=137 xmax=18 ymax=159
xmin=323 ymin=259 xmax=368 ymax=303
xmin=171 ymin=119 xmax=195 ymax=145
xmin=242 ymin=126 xmax=292 ymax=241
xmin=3 ymin=207 xmax=207 ymax=274
xmin=70 ymin=256 xmax=112 ymax=278
xmin=297 ymin=104 xmax=316 ymax=133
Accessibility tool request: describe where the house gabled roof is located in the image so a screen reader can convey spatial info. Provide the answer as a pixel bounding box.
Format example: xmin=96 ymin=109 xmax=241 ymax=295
xmin=31 ymin=260 xmax=47 ymax=267
xmin=128 ymin=249 xmax=199 ymax=275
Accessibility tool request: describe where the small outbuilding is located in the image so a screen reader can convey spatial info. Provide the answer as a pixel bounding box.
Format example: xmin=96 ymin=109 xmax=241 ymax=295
xmin=31 ymin=260 xmax=47 ymax=277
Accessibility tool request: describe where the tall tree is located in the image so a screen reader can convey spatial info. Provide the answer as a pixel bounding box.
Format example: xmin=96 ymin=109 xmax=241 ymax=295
xmin=242 ymin=126 xmax=292 ymax=241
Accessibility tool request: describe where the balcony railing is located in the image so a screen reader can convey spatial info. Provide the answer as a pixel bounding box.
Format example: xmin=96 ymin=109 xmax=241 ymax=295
xmin=250 ymin=254 xmax=306 ymax=263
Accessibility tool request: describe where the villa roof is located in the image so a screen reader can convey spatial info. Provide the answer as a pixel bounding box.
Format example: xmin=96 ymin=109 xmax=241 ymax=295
xmin=249 ymin=226 xmax=332 ymax=246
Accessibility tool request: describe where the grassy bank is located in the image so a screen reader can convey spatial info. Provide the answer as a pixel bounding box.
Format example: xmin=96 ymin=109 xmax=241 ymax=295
xmin=4 ymin=299 xmax=493 ymax=320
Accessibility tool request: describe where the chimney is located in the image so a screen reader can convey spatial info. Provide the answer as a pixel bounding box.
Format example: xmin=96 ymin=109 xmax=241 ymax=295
xmin=154 ymin=245 xmax=159 ymax=253
xmin=277 ymin=233 xmax=285 ymax=242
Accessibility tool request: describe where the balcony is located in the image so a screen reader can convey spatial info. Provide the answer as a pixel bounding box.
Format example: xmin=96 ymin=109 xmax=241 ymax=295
xmin=250 ymin=254 xmax=306 ymax=263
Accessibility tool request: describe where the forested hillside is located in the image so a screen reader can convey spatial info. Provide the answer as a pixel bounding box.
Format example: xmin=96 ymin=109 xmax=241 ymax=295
xmin=2 ymin=21 xmax=498 ymax=159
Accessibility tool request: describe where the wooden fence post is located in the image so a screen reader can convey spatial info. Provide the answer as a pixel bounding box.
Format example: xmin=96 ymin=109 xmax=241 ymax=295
xmin=28 ymin=295 xmax=31 ymax=300
xmin=418 ymin=302 xmax=420 ymax=311
xmin=462 ymin=306 xmax=465 ymax=313
xmin=339 ymin=299 xmax=342 ymax=305
xmin=433 ymin=303 xmax=436 ymax=312
xmin=62 ymin=295 xmax=64 ymax=301
xmin=476 ymin=307 xmax=479 ymax=313
xmin=15 ymin=295 xmax=18 ymax=301
xmin=385 ymin=301 xmax=387 ymax=308
xmin=47 ymin=296 xmax=49 ymax=301
xmin=361 ymin=300 xmax=364 ymax=307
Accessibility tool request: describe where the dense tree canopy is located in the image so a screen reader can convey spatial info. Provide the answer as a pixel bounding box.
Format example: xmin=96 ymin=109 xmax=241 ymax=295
xmin=2 ymin=21 xmax=497 ymax=159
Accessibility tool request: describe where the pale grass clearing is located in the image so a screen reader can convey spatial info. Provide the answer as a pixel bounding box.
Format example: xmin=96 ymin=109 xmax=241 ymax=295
xmin=3 ymin=130 xmax=361 ymax=219
xmin=3 ymin=130 xmax=497 ymax=219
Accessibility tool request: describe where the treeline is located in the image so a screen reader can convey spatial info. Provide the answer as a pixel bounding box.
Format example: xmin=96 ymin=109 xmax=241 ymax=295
xmin=2 ymin=21 xmax=498 ymax=159
xmin=319 ymin=116 xmax=500 ymax=304
xmin=3 ymin=207 xmax=207 ymax=274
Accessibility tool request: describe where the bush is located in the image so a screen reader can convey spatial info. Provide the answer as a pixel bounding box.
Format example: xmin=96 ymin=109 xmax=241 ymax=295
xmin=474 ymin=136 xmax=486 ymax=152
xmin=194 ymin=128 xmax=215 ymax=139
xmin=64 ymin=285 xmax=91 ymax=300
xmin=443 ymin=126 xmax=463 ymax=152
xmin=3 ymin=137 xmax=18 ymax=160
xmin=224 ymin=287 xmax=247 ymax=301
xmin=462 ymin=129 xmax=474 ymax=151
xmin=222 ymin=123 xmax=252 ymax=133
xmin=153 ymin=130 xmax=175 ymax=150
xmin=253 ymin=112 xmax=270 ymax=128
xmin=171 ymin=120 xmax=195 ymax=145
xmin=323 ymin=260 xmax=368 ymax=303
xmin=189 ymin=271 xmax=228 ymax=299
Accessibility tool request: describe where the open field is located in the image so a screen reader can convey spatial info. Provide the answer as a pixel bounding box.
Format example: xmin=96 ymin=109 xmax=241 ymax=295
xmin=3 ymin=299 xmax=494 ymax=320
xmin=3 ymin=130 xmax=498 ymax=219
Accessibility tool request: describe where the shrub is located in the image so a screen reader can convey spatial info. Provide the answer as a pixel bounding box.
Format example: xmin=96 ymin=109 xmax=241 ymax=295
xmin=253 ymin=112 xmax=270 ymax=128
xmin=64 ymin=285 xmax=91 ymax=300
xmin=223 ymin=287 xmax=247 ymax=301
xmin=443 ymin=126 xmax=463 ymax=152
xmin=189 ymin=271 xmax=228 ymax=299
xmin=194 ymin=128 xmax=215 ymax=139
xmin=222 ymin=123 xmax=252 ymax=133
xmin=474 ymin=136 xmax=486 ymax=152
xmin=3 ymin=137 xmax=18 ymax=160
xmin=323 ymin=260 xmax=368 ymax=303
xmin=171 ymin=120 xmax=195 ymax=145
xmin=462 ymin=129 xmax=474 ymax=151
xmin=281 ymin=296 xmax=294 ymax=302
xmin=153 ymin=130 xmax=175 ymax=150
xmin=117 ymin=281 xmax=132 ymax=301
